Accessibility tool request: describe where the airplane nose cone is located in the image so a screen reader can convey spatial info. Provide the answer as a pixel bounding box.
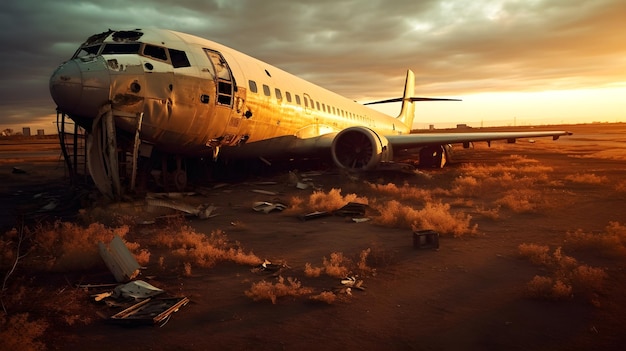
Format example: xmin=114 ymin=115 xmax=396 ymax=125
xmin=49 ymin=57 xmax=111 ymax=118
xmin=50 ymin=60 xmax=82 ymax=112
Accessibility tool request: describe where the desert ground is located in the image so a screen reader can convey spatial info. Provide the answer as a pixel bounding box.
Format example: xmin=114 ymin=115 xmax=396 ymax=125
xmin=1 ymin=123 xmax=625 ymax=351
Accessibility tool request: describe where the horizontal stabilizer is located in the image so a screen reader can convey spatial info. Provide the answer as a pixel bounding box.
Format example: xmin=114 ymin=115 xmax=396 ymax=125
xmin=364 ymin=97 xmax=461 ymax=105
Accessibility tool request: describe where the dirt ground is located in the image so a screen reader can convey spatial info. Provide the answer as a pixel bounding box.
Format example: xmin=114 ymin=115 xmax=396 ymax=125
xmin=1 ymin=123 xmax=625 ymax=350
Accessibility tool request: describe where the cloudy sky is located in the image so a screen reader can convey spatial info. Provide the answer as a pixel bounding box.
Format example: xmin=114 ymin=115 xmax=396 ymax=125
xmin=1 ymin=0 xmax=625 ymax=133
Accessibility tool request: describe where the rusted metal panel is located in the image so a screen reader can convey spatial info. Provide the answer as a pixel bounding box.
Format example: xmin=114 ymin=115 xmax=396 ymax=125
xmin=98 ymin=235 xmax=140 ymax=282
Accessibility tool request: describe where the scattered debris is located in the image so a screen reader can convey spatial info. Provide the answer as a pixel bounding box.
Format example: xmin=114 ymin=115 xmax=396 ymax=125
xmin=340 ymin=276 xmax=365 ymax=291
xmin=252 ymin=259 xmax=290 ymax=275
xmin=251 ymin=189 xmax=279 ymax=196
xmin=146 ymin=193 xmax=217 ymax=219
xmin=112 ymin=280 xmax=165 ymax=300
xmin=298 ymin=210 xmax=332 ymax=221
xmin=252 ymin=201 xmax=287 ymax=214
xmin=109 ymin=297 xmax=190 ymax=326
xmin=413 ymin=229 xmax=440 ymax=249
xmin=333 ymin=202 xmax=367 ymax=217
xmin=352 ymin=218 xmax=371 ymax=223
xmin=12 ymin=166 xmax=27 ymax=174
xmin=98 ymin=235 xmax=141 ymax=282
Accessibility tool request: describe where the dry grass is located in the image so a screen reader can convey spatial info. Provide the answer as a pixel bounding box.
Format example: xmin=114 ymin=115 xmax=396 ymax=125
xmin=519 ymin=245 xmax=607 ymax=303
xmin=373 ymin=200 xmax=477 ymax=236
xmin=308 ymin=291 xmax=337 ymax=304
xmin=153 ymin=227 xmax=262 ymax=272
xmin=23 ymin=221 xmax=146 ymax=272
xmin=368 ymin=182 xmax=434 ymax=203
xmin=305 ymin=249 xmax=374 ymax=278
xmin=564 ymin=222 xmax=626 ymax=259
xmin=0 ymin=313 xmax=48 ymax=351
xmin=565 ymin=173 xmax=608 ymax=184
xmin=289 ymin=188 xmax=369 ymax=213
xmin=245 ymin=276 xmax=313 ymax=304
xmin=494 ymin=189 xmax=545 ymax=213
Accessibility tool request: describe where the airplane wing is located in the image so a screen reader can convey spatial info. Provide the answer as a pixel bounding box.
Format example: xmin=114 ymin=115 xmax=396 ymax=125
xmin=385 ymin=130 xmax=572 ymax=149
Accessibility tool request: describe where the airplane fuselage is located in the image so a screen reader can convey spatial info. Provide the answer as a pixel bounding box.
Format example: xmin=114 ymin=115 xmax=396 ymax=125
xmin=50 ymin=29 xmax=405 ymax=158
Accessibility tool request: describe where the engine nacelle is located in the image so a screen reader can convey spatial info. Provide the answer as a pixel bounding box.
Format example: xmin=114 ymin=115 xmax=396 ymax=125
xmin=331 ymin=126 xmax=392 ymax=171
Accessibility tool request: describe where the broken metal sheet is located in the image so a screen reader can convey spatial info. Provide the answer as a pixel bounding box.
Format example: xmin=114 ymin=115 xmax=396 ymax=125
xmin=251 ymin=189 xmax=279 ymax=196
xmin=146 ymin=197 xmax=217 ymax=219
xmin=109 ymin=296 xmax=190 ymax=326
xmin=333 ymin=202 xmax=367 ymax=217
xmin=98 ymin=235 xmax=140 ymax=282
xmin=351 ymin=218 xmax=371 ymax=223
xmin=298 ymin=210 xmax=332 ymax=221
xmin=113 ymin=280 xmax=165 ymax=300
xmin=252 ymin=201 xmax=287 ymax=214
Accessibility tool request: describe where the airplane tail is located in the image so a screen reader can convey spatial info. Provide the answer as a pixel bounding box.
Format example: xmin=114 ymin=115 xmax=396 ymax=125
xmin=396 ymin=69 xmax=416 ymax=128
xmin=362 ymin=70 xmax=460 ymax=130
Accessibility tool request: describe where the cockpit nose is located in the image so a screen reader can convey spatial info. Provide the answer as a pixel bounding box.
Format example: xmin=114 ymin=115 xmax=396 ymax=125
xmin=49 ymin=56 xmax=111 ymax=119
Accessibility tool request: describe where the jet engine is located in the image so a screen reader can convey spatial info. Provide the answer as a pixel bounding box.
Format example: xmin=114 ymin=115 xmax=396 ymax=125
xmin=330 ymin=126 xmax=392 ymax=171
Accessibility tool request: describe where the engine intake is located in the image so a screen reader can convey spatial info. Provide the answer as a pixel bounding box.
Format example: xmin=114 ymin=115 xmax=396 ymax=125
xmin=331 ymin=126 xmax=392 ymax=171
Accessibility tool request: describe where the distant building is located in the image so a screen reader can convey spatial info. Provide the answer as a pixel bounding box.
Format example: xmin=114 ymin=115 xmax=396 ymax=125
xmin=37 ymin=129 xmax=45 ymax=136
xmin=22 ymin=127 xmax=31 ymax=136
xmin=456 ymin=124 xmax=471 ymax=129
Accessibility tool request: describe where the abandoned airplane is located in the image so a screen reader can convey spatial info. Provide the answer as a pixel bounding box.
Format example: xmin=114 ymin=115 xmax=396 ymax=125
xmin=49 ymin=28 xmax=571 ymax=199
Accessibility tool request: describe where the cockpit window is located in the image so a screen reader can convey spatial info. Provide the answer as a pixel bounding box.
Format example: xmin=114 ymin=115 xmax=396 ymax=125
xmin=143 ymin=45 xmax=167 ymax=61
xmin=101 ymin=43 xmax=141 ymax=55
xmin=73 ymin=44 xmax=101 ymax=58
xmin=169 ymin=49 xmax=191 ymax=68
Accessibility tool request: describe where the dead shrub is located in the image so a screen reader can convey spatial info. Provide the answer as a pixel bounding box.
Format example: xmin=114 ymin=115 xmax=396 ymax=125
xmin=368 ymin=182 xmax=433 ymax=203
xmin=306 ymin=188 xmax=369 ymax=212
xmin=154 ymin=227 xmax=261 ymax=271
xmin=29 ymin=221 xmax=147 ymax=272
xmin=519 ymin=245 xmax=607 ymax=303
xmin=565 ymin=222 xmax=626 ymax=258
xmin=495 ymin=189 xmax=543 ymax=213
xmin=373 ymin=200 xmax=477 ymax=237
xmin=0 ymin=313 xmax=48 ymax=351
xmin=309 ymin=291 xmax=337 ymax=304
xmin=304 ymin=262 xmax=322 ymax=277
xmin=245 ymin=276 xmax=313 ymax=304
xmin=322 ymin=252 xmax=350 ymax=278
xmin=518 ymin=243 xmax=551 ymax=266
xmin=526 ymin=276 xmax=573 ymax=300
xmin=565 ymin=173 xmax=607 ymax=184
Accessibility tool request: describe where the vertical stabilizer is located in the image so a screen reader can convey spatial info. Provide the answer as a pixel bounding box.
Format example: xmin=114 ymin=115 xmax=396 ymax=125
xmin=396 ymin=69 xmax=416 ymax=128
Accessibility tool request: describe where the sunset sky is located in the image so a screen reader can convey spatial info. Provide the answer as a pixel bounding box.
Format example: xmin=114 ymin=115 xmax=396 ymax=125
xmin=1 ymin=0 xmax=625 ymax=134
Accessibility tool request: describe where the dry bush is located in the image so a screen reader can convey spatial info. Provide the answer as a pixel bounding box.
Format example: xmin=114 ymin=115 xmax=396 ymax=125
xmin=373 ymin=200 xmax=477 ymax=237
xmin=565 ymin=173 xmax=608 ymax=184
xmin=450 ymin=176 xmax=481 ymax=197
xmin=473 ymin=205 xmax=501 ymax=220
xmin=309 ymin=291 xmax=337 ymax=304
xmin=518 ymin=243 xmax=551 ymax=266
xmin=368 ymin=182 xmax=433 ymax=203
xmin=245 ymin=276 xmax=313 ymax=304
xmin=494 ymin=189 xmax=543 ymax=213
xmin=526 ymin=276 xmax=573 ymax=300
xmin=519 ymin=245 xmax=607 ymax=303
xmin=29 ymin=221 xmax=146 ymax=272
xmin=322 ymin=252 xmax=351 ymax=278
xmin=306 ymin=188 xmax=369 ymax=212
xmin=565 ymin=222 xmax=626 ymax=258
xmin=153 ymin=227 xmax=262 ymax=270
xmin=304 ymin=262 xmax=322 ymax=277
xmin=0 ymin=313 xmax=48 ymax=351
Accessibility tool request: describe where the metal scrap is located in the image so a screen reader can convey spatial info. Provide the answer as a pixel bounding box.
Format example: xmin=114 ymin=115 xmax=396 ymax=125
xmin=98 ymin=235 xmax=140 ymax=282
xmin=252 ymin=201 xmax=287 ymax=214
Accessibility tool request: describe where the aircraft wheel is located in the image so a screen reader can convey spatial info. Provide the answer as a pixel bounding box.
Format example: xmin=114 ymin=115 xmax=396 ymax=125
xmin=173 ymin=169 xmax=187 ymax=191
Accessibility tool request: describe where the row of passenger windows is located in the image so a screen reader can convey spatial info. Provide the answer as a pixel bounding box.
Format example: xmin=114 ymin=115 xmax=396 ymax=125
xmin=248 ymin=80 xmax=370 ymax=122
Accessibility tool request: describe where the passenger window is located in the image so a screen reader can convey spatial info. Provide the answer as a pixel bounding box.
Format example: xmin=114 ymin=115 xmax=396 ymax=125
xmin=303 ymin=96 xmax=309 ymax=107
xmin=275 ymin=88 xmax=282 ymax=100
xmin=249 ymin=80 xmax=258 ymax=93
xmin=295 ymin=95 xmax=301 ymax=105
xmin=316 ymin=101 xmax=320 ymax=110
xmin=322 ymin=103 xmax=326 ymax=112
xmin=285 ymin=92 xmax=292 ymax=102
xmin=263 ymin=84 xmax=271 ymax=97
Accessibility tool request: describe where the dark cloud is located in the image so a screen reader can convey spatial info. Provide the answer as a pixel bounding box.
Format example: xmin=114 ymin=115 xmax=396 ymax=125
xmin=0 ymin=0 xmax=624 ymax=132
